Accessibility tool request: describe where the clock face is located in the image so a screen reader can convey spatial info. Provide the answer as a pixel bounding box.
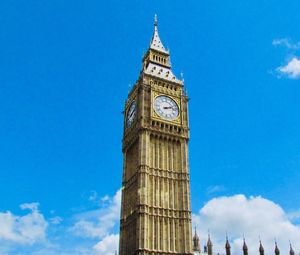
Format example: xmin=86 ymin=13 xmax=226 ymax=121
xmin=153 ymin=95 xmax=179 ymax=121
xmin=126 ymin=100 xmax=137 ymax=128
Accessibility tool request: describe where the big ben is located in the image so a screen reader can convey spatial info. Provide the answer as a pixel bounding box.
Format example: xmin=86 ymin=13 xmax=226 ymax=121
xmin=119 ymin=16 xmax=193 ymax=255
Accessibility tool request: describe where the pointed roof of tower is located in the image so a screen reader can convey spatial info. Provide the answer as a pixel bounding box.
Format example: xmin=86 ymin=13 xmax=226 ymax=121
xmin=259 ymin=240 xmax=265 ymax=253
xmin=225 ymin=236 xmax=231 ymax=249
xmin=207 ymin=234 xmax=213 ymax=247
xmin=193 ymin=227 xmax=201 ymax=252
xmin=275 ymin=241 xmax=280 ymax=255
xmin=193 ymin=227 xmax=200 ymax=241
xmin=149 ymin=15 xmax=169 ymax=54
xmin=243 ymin=238 xmax=248 ymax=251
xmin=290 ymin=243 xmax=295 ymax=255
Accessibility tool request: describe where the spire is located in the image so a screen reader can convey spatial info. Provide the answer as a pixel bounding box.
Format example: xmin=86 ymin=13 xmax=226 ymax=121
xmin=149 ymin=14 xmax=169 ymax=54
xmin=259 ymin=240 xmax=265 ymax=255
xmin=290 ymin=243 xmax=295 ymax=255
xmin=243 ymin=237 xmax=248 ymax=255
xmin=225 ymin=234 xmax=231 ymax=248
xmin=193 ymin=227 xmax=199 ymax=240
xmin=207 ymin=233 xmax=212 ymax=246
xmin=193 ymin=227 xmax=201 ymax=252
xmin=225 ymin=235 xmax=231 ymax=255
xmin=207 ymin=233 xmax=213 ymax=255
xmin=141 ymin=15 xmax=183 ymax=85
xmin=275 ymin=241 xmax=280 ymax=255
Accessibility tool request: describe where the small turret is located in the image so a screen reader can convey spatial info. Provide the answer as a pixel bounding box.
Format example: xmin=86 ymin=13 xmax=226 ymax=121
xmin=290 ymin=243 xmax=295 ymax=255
xmin=207 ymin=234 xmax=213 ymax=255
xmin=225 ymin=235 xmax=231 ymax=255
xmin=275 ymin=242 xmax=280 ymax=255
xmin=193 ymin=227 xmax=201 ymax=252
xmin=243 ymin=238 xmax=248 ymax=255
xmin=259 ymin=240 xmax=265 ymax=255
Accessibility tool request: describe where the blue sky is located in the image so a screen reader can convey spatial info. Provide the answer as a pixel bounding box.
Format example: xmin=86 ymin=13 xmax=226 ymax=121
xmin=0 ymin=1 xmax=300 ymax=254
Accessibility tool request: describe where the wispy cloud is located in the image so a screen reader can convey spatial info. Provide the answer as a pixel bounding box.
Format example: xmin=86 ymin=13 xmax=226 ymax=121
xmin=49 ymin=216 xmax=63 ymax=225
xmin=88 ymin=191 xmax=99 ymax=202
xmin=67 ymin=189 xmax=121 ymax=254
xmin=206 ymin=185 xmax=226 ymax=195
xmin=288 ymin=210 xmax=300 ymax=223
xmin=193 ymin=195 xmax=300 ymax=255
xmin=277 ymin=57 xmax=300 ymax=79
xmin=70 ymin=189 xmax=121 ymax=240
xmin=273 ymin=38 xmax=300 ymax=50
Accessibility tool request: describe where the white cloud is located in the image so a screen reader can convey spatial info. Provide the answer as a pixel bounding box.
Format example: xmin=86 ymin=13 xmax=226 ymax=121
xmin=273 ymin=38 xmax=300 ymax=50
xmin=70 ymin=189 xmax=121 ymax=239
xmin=0 ymin=202 xmax=48 ymax=245
xmin=71 ymin=190 xmax=300 ymax=255
xmin=93 ymin=234 xmax=119 ymax=255
xmin=193 ymin=195 xmax=300 ymax=255
xmin=2 ymin=191 xmax=299 ymax=255
xmin=273 ymin=38 xmax=300 ymax=79
xmin=277 ymin=57 xmax=300 ymax=79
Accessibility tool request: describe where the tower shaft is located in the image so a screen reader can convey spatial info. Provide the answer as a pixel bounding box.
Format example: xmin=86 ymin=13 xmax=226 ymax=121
xmin=119 ymin=17 xmax=192 ymax=255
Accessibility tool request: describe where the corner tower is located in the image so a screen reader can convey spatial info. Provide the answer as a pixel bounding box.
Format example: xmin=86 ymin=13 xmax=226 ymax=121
xmin=119 ymin=16 xmax=193 ymax=255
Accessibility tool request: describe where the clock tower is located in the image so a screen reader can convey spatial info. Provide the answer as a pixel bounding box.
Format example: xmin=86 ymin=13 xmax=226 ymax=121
xmin=119 ymin=16 xmax=193 ymax=255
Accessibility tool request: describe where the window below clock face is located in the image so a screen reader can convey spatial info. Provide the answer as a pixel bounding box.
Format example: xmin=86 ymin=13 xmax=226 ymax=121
xmin=153 ymin=95 xmax=179 ymax=121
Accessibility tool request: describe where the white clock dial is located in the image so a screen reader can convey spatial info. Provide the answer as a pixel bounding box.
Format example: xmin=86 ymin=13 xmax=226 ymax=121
xmin=126 ymin=100 xmax=137 ymax=128
xmin=154 ymin=95 xmax=179 ymax=121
